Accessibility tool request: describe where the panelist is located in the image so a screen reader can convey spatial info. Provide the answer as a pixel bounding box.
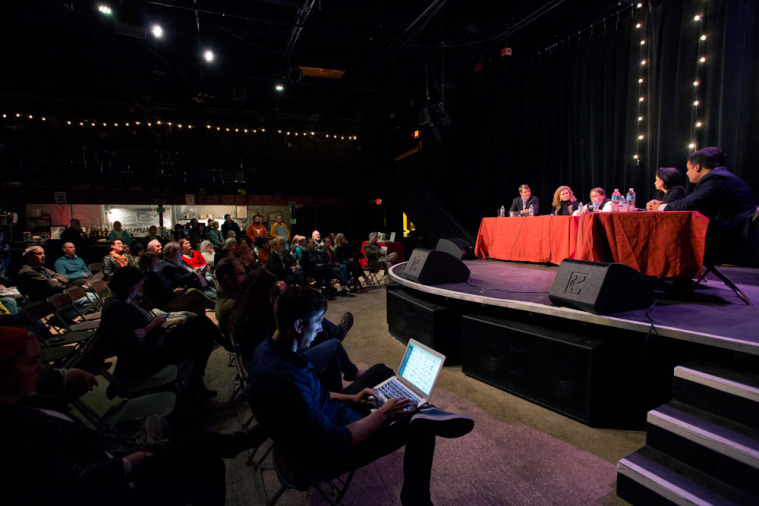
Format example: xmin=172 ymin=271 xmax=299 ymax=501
xmin=508 ymin=184 xmax=540 ymax=216
xmin=588 ymin=187 xmax=612 ymax=212
xmin=552 ymin=186 xmax=581 ymax=215
xmin=658 ymin=147 xmax=756 ymax=261
xmin=646 ymin=167 xmax=686 ymax=210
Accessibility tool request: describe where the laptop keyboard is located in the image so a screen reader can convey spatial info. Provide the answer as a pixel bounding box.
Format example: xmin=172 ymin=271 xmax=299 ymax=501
xmin=378 ymin=379 xmax=421 ymax=407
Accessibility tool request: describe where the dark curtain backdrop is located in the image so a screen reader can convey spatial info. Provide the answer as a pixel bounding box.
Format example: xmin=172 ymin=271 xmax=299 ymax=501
xmin=408 ymin=0 xmax=759 ymax=234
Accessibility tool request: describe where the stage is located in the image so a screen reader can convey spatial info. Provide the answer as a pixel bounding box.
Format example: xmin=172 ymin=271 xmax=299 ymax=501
xmin=386 ymin=259 xmax=759 ymax=427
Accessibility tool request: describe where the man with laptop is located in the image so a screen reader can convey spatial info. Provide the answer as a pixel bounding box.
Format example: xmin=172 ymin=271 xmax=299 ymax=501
xmin=247 ymin=286 xmax=473 ymax=505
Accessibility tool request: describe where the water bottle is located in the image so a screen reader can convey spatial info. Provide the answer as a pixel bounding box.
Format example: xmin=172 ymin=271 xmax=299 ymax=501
xmin=592 ymin=200 xmax=599 ymax=212
xmin=626 ymin=188 xmax=636 ymax=210
xmin=528 ymin=204 xmax=534 ymax=217
xmin=611 ymin=189 xmax=621 ymax=212
xmin=499 ymin=206 xmax=505 ymax=217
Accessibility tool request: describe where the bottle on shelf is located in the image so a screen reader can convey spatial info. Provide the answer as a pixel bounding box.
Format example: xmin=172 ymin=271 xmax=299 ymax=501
xmin=611 ymin=188 xmax=621 ymax=212
xmin=528 ymin=205 xmax=534 ymax=217
xmin=499 ymin=205 xmax=506 ymax=217
xmin=626 ymin=188 xmax=636 ymax=210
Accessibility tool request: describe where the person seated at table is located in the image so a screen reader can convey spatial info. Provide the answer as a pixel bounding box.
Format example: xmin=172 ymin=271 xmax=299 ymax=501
xmin=102 ymin=239 xmax=131 ymax=280
xmin=552 ymin=186 xmax=581 ymax=216
xmin=0 ymin=325 xmax=266 ymax=506
xmin=364 ymin=232 xmax=398 ymax=276
xmin=646 ymin=167 xmax=687 ymax=210
xmin=138 ymin=252 xmax=214 ymax=316
xmin=509 ymin=184 xmax=540 ymax=216
xmin=54 ymin=242 xmax=91 ymax=287
xmin=108 ymin=221 xmax=133 ymax=246
xmin=578 ymin=187 xmax=613 ymax=214
xmin=657 ymin=147 xmax=756 ymax=263
xmin=335 ymin=233 xmax=369 ymax=291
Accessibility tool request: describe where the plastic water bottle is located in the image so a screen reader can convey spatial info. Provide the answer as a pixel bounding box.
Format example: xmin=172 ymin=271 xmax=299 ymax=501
xmin=528 ymin=204 xmax=534 ymax=217
xmin=592 ymin=200 xmax=599 ymax=212
xmin=611 ymin=189 xmax=621 ymax=212
xmin=499 ymin=206 xmax=505 ymax=217
xmin=626 ymin=188 xmax=636 ymax=210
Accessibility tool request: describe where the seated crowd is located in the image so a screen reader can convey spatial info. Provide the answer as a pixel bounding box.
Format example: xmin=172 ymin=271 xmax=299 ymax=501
xmin=0 ymin=218 xmax=423 ymax=504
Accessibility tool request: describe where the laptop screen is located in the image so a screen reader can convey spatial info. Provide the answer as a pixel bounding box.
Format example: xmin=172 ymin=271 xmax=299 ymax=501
xmin=398 ymin=341 xmax=445 ymax=396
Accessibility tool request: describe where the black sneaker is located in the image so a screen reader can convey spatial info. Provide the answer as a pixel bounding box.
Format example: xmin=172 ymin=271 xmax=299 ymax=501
xmin=409 ymin=405 xmax=474 ymax=438
xmin=338 ymin=312 xmax=354 ymax=341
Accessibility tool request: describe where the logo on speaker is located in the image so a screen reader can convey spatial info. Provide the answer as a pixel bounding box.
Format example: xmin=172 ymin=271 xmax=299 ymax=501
xmin=408 ymin=256 xmax=422 ymax=272
xmin=565 ymin=272 xmax=586 ymax=294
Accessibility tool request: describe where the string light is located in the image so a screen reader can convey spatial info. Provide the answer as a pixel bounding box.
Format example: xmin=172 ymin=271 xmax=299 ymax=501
xmin=0 ymin=111 xmax=358 ymax=143
xmin=633 ymin=2 xmax=649 ymax=167
xmin=689 ymin=3 xmax=707 ymax=153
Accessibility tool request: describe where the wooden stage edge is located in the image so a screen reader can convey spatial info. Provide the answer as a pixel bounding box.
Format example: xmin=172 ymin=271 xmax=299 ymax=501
xmin=388 ymin=260 xmax=759 ymax=357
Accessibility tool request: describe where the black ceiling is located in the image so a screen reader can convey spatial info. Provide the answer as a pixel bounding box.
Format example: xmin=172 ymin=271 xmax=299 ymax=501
xmin=1 ymin=1 xmax=620 ymax=129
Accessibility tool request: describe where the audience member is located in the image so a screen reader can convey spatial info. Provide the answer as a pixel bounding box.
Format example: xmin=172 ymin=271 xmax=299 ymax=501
xmin=290 ymin=235 xmax=306 ymax=261
xmin=205 ymin=219 xmax=223 ymax=249
xmin=321 ymin=237 xmax=351 ymax=290
xmin=179 ymin=238 xmax=209 ymax=274
xmin=200 ymin=240 xmax=215 ymax=270
xmin=54 ymin=242 xmax=91 ymax=286
xmin=147 ymin=239 xmax=163 ymax=255
xmin=300 ymin=237 xmax=350 ymax=299
xmin=364 ymin=232 xmax=398 ymax=276
xmin=99 ymin=266 xmax=217 ymax=399
xmin=137 ymin=253 xmax=214 ymax=316
xmin=221 ymin=214 xmax=242 ymax=242
xmin=160 ymin=242 xmax=216 ymax=299
xmin=147 ymin=225 xmax=160 ymax=242
xmin=0 ymin=325 xmax=264 ymax=505
xmin=17 ymin=246 xmax=70 ymax=302
xmin=60 ymin=218 xmax=88 ymax=256
xmin=246 ymin=286 xmax=473 ymax=506
xmin=108 ymin=221 xmax=133 ymax=246
xmin=335 ymin=233 xmax=368 ymax=291
xmin=237 ymin=240 xmax=258 ymax=273
xmin=646 ymin=167 xmax=687 ymax=210
xmin=102 ymin=239 xmax=131 ymax=280
xmin=509 ymin=184 xmax=540 ymax=216
xmin=265 ymin=237 xmax=303 ymax=285
xmin=246 ymin=214 xmax=268 ymax=244
xmin=270 ymin=213 xmax=290 ymax=244
xmin=552 ymin=185 xmax=580 ymax=215
xmin=312 ymin=229 xmax=323 ymax=247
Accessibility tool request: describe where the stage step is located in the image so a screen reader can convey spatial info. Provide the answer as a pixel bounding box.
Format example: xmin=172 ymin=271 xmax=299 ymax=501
xmin=673 ymin=361 xmax=759 ymax=428
xmin=618 ymin=359 xmax=759 ymax=505
xmin=617 ymin=446 xmax=755 ymax=506
xmin=646 ymin=401 xmax=759 ymax=495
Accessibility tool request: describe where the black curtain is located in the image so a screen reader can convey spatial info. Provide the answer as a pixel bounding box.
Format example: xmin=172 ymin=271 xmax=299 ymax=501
xmin=409 ymin=0 xmax=759 ymax=234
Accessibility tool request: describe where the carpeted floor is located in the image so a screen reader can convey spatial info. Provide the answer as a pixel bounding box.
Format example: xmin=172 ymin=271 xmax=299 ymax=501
xmin=82 ymin=281 xmax=646 ymax=505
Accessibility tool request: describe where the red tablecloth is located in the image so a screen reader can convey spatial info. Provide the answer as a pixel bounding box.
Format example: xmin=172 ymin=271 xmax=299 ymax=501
xmin=475 ymin=211 xmax=708 ymax=278
xmin=475 ymin=216 xmax=579 ymax=265
xmin=575 ymin=211 xmax=708 ymax=279
xmin=359 ymin=241 xmax=405 ymax=268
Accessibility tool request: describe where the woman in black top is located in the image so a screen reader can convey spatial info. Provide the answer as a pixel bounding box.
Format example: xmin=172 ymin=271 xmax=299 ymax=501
xmin=647 ymin=167 xmax=687 ymax=209
xmin=552 ymin=185 xmax=581 ymax=215
xmin=334 ymin=233 xmax=368 ymax=290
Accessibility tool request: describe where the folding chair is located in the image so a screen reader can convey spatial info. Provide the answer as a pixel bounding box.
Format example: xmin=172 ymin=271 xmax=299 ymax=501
xmin=88 ymin=262 xmax=104 ymax=281
xmin=47 ymin=293 xmax=100 ymax=332
xmin=362 ymin=251 xmax=382 ymax=288
xmin=86 ymin=279 xmax=110 ymax=309
xmin=21 ymin=300 xmax=94 ymax=349
xmin=63 ymin=285 xmax=102 ymax=321
xmin=262 ymin=445 xmax=356 ymax=506
xmin=76 ymin=329 xmax=178 ymax=400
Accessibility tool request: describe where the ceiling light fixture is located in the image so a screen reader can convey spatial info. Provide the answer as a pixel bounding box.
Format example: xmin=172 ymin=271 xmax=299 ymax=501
xmin=203 ymin=50 xmax=215 ymax=63
xmin=151 ymin=25 xmax=164 ymax=38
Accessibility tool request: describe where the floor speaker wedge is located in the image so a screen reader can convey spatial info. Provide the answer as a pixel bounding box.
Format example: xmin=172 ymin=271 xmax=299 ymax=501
xmin=435 ymin=238 xmax=475 ymax=260
xmin=549 ymin=259 xmax=653 ymax=315
xmin=403 ymin=248 xmax=470 ymax=285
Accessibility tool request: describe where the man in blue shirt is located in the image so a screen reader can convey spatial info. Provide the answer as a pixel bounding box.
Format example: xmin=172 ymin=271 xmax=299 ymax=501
xmin=247 ymin=286 xmax=473 ymax=505
xmin=54 ymin=242 xmax=91 ymax=286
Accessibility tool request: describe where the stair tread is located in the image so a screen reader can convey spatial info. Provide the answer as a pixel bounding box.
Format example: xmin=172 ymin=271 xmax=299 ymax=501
xmin=618 ymin=447 xmax=754 ymax=505
xmin=676 ymin=360 xmax=759 ymax=403
xmin=649 ymin=402 xmax=759 ymax=468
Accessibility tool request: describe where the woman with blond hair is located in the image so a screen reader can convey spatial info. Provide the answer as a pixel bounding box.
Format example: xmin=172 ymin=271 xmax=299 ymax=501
xmin=552 ymin=185 xmax=581 ymax=215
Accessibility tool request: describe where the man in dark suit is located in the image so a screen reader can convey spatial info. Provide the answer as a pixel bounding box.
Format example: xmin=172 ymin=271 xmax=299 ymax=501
xmin=661 ymin=147 xmax=756 ymax=262
xmin=508 ymin=184 xmax=540 ymax=216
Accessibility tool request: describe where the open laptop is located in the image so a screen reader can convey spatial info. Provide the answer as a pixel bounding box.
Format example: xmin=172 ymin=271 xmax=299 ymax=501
xmin=374 ymin=339 xmax=446 ymax=409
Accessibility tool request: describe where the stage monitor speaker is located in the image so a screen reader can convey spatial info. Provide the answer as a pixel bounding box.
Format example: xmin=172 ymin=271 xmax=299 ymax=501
xmin=403 ymin=248 xmax=470 ymax=285
xmin=435 ymin=238 xmax=475 ymax=260
xmin=549 ymin=259 xmax=653 ymax=315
